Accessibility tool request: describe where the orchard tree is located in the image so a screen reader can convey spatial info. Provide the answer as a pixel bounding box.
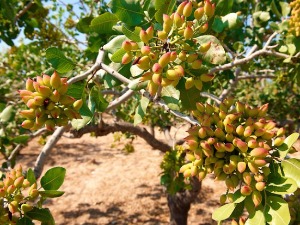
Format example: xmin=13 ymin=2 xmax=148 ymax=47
xmin=0 ymin=0 xmax=300 ymax=225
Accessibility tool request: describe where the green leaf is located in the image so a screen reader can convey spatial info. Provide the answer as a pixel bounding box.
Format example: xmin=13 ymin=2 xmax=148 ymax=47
xmin=279 ymin=2 xmax=291 ymax=17
xmin=212 ymin=17 xmax=225 ymax=33
xmin=122 ymin=25 xmax=141 ymax=42
xmin=26 ymin=168 xmax=36 ymax=185
xmin=0 ymin=105 xmax=14 ymax=122
xmin=45 ymin=47 xmax=75 ymax=74
xmin=279 ymin=45 xmax=288 ymax=53
xmin=25 ymin=208 xmax=55 ymax=225
xmin=39 ymin=190 xmax=65 ymax=198
xmin=230 ymin=201 xmax=244 ymax=219
xmin=66 ymin=81 xmax=85 ymax=100
xmin=287 ymin=44 xmax=296 ymax=55
xmin=104 ymin=62 xmax=131 ymax=88
xmin=281 ymin=158 xmax=300 ymax=187
xmin=195 ymin=35 xmax=226 ymax=64
xmin=244 ymin=195 xmax=256 ymax=216
xmin=215 ymin=0 xmax=234 ymax=16
xmin=221 ymin=13 xmax=239 ymax=29
xmin=130 ymin=65 xmax=144 ymax=77
xmin=212 ymin=203 xmax=236 ymax=221
xmin=89 ymin=12 xmax=118 ymax=34
xmin=232 ymin=190 xmax=246 ymax=203
xmin=12 ymin=135 xmax=30 ymax=144
xmin=40 ymin=167 xmax=66 ymax=190
xmin=154 ymin=0 xmax=176 ymax=23
xmin=266 ymin=176 xmax=297 ymax=194
xmin=134 ymin=96 xmax=149 ymax=126
xmin=89 ymin=86 xmax=109 ymax=113
xmin=79 ymin=99 xmax=93 ymax=117
xmin=270 ymin=0 xmax=282 ymax=18
xmin=278 ymin=133 xmax=300 ymax=159
xmin=109 ymin=0 xmax=144 ymax=26
xmin=111 ymin=48 xmax=126 ymax=63
xmin=245 ymin=205 xmax=266 ymax=225
xmin=76 ymin=16 xmax=93 ymax=33
xmin=103 ymin=35 xmax=127 ymax=56
xmin=71 ymin=115 xmax=92 ymax=130
xmin=259 ymin=11 xmax=270 ymax=22
xmin=177 ymin=79 xmax=201 ymax=110
xmin=161 ymin=86 xmax=180 ymax=111
xmin=17 ymin=217 xmax=34 ymax=225
xmin=264 ymin=196 xmax=290 ymax=225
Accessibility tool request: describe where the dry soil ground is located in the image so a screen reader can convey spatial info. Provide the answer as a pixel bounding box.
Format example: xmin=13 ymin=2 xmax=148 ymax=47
xmin=12 ymin=125 xmax=300 ymax=225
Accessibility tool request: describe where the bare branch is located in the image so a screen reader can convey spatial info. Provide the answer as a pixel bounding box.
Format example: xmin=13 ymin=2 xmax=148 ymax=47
xmin=154 ymin=86 xmax=163 ymax=101
xmin=100 ymin=65 xmax=199 ymax=126
xmin=105 ymin=89 xmax=135 ymax=111
xmin=30 ymin=128 xmax=47 ymax=138
xmin=7 ymin=145 xmax=22 ymax=164
xmin=263 ymin=32 xmax=278 ymax=50
xmin=247 ymin=45 xmax=258 ymax=56
xmin=256 ymin=69 xmax=275 ymax=73
xmin=33 ymin=125 xmax=69 ymax=178
xmin=70 ymin=121 xmax=171 ymax=152
xmin=102 ymin=90 xmax=122 ymax=96
xmin=14 ymin=0 xmax=35 ymax=24
xmin=209 ymin=45 xmax=297 ymax=75
xmin=237 ymin=75 xmax=276 ymax=80
xmin=68 ymin=48 xmax=105 ymax=85
xmin=200 ymin=92 xmax=221 ymax=105
xmin=100 ymin=63 xmax=131 ymax=84
xmin=155 ymin=99 xmax=199 ymax=126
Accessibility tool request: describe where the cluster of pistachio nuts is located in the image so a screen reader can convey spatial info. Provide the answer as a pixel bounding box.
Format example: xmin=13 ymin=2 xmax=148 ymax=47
xmin=0 ymin=165 xmax=37 ymax=224
xmin=179 ymin=98 xmax=286 ymax=206
xmin=289 ymin=0 xmax=300 ymax=36
xmin=121 ymin=0 xmax=216 ymax=95
xmin=19 ymin=71 xmax=83 ymax=131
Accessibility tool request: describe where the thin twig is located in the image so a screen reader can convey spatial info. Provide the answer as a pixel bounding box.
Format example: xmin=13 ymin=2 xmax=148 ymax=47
xmin=33 ymin=125 xmax=69 ymax=178
xmin=102 ymin=90 xmax=122 ymax=96
xmin=200 ymin=92 xmax=221 ymax=105
xmin=105 ymin=89 xmax=135 ymax=111
xmin=7 ymin=145 xmax=22 ymax=163
xmin=14 ymin=0 xmax=35 ymax=23
xmin=30 ymin=128 xmax=47 ymax=138
xmin=209 ymin=48 xmax=293 ymax=74
xmin=100 ymin=63 xmax=131 ymax=84
xmin=70 ymin=121 xmax=171 ymax=152
xmin=263 ymin=32 xmax=278 ymax=50
xmin=68 ymin=48 xmax=105 ymax=85
xmin=237 ymin=75 xmax=276 ymax=80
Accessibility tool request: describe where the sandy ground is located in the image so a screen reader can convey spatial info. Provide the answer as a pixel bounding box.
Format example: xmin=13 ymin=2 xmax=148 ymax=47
xmin=11 ymin=125 xmax=300 ymax=225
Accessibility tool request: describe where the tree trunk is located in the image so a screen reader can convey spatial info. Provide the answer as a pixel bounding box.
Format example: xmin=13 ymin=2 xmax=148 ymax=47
xmin=167 ymin=178 xmax=201 ymax=225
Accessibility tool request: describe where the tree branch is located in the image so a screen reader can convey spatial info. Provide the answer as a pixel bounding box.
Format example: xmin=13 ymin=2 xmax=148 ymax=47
xmin=200 ymin=92 xmax=221 ymax=105
xmin=14 ymin=0 xmax=35 ymax=24
xmin=237 ymin=75 xmax=276 ymax=80
xmin=33 ymin=125 xmax=69 ymax=178
xmin=70 ymin=121 xmax=171 ymax=152
xmin=68 ymin=48 xmax=105 ymax=85
xmin=100 ymin=63 xmax=131 ymax=84
xmin=105 ymin=89 xmax=135 ymax=111
xmin=208 ymin=32 xmax=298 ymax=75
